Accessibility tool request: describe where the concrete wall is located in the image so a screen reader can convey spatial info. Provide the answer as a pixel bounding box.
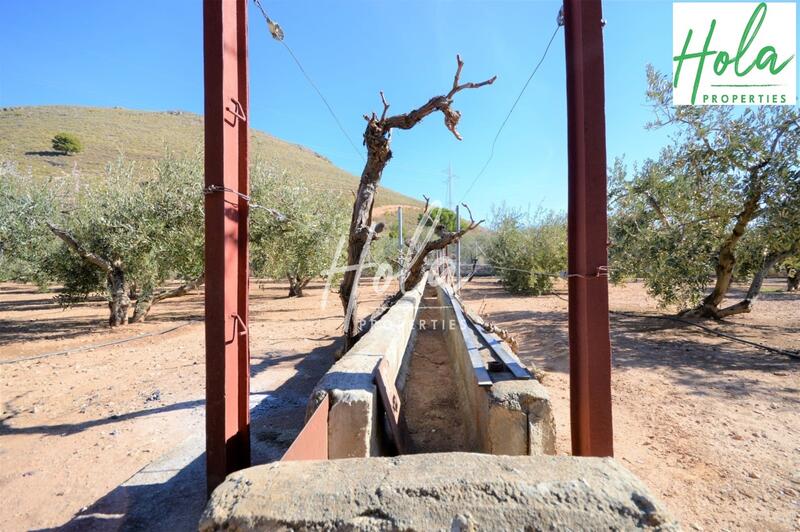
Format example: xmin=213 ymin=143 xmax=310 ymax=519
xmin=305 ymin=273 xmax=554 ymax=459
xmin=202 ymin=453 xmax=678 ymax=531
xmin=437 ymin=287 xmax=556 ymax=455
xmin=306 ymin=273 xmax=427 ymax=459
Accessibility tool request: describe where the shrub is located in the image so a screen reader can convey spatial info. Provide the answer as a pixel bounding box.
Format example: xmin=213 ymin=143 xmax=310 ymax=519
xmin=52 ymin=133 xmax=83 ymax=155
xmin=486 ymin=206 xmax=567 ymax=295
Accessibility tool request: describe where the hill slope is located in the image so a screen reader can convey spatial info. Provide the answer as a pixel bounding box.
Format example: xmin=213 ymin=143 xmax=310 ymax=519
xmin=0 ymin=106 xmax=421 ymax=207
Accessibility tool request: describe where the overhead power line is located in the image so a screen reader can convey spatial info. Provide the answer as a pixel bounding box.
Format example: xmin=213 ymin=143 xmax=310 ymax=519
xmin=460 ymin=23 xmax=562 ymax=202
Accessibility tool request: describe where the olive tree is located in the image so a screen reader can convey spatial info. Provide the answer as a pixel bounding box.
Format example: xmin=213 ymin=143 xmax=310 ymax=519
xmin=486 ymin=206 xmax=567 ymax=295
xmin=609 ymin=67 xmax=799 ymax=317
xmin=37 ymin=155 xmax=203 ymax=325
xmin=249 ymin=165 xmax=349 ymax=297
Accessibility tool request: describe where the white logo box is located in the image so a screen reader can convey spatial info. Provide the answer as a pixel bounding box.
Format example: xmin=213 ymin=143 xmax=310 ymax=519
xmin=672 ymin=2 xmax=797 ymax=105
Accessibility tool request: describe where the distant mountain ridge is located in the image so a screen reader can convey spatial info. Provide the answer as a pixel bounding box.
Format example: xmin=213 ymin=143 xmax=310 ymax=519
xmin=0 ymin=105 xmax=421 ymax=208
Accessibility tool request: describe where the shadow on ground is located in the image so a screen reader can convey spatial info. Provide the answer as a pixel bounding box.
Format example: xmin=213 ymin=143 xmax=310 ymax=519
xmin=42 ymin=339 xmax=340 ymax=532
xmin=481 ymin=302 xmax=799 ymax=405
xmin=24 ymin=151 xmax=67 ymax=157
xmin=0 ymin=297 xmax=203 ymax=347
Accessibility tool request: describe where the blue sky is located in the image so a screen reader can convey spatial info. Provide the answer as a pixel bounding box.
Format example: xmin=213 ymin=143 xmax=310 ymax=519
xmin=2 ymin=1 xmax=689 ymax=219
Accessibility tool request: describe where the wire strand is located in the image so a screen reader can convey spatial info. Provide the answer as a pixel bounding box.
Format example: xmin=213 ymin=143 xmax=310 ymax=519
xmin=460 ymin=25 xmax=561 ymax=202
xmin=252 ymin=0 xmax=365 ymax=163
xmin=203 ymin=185 xmax=287 ymax=221
xmin=471 ymin=240 xmax=608 ymax=278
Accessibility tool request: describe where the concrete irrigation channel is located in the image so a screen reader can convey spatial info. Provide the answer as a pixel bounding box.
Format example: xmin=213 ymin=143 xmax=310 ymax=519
xmin=201 ymin=274 xmax=677 ymax=530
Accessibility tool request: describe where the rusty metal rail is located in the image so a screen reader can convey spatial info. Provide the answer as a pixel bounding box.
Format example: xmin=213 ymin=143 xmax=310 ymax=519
xmin=281 ymin=395 xmax=329 ymax=461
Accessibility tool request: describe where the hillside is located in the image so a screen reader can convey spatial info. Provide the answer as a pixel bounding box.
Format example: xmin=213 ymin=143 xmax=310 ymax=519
xmin=0 ymin=106 xmax=421 ymax=208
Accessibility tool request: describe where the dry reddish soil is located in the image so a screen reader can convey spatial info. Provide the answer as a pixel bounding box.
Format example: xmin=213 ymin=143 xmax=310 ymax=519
xmin=461 ymin=277 xmax=800 ymax=532
xmin=1 ymin=277 xmax=798 ymax=531
xmin=402 ymin=287 xmax=470 ymax=454
xmin=0 ymin=280 xmax=385 ymax=530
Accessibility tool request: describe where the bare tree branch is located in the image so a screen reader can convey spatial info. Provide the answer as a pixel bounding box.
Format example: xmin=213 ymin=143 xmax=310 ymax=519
xmin=447 ymin=54 xmax=497 ymax=98
xmin=460 ymin=202 xmax=481 ymax=226
xmin=379 ymin=90 xmax=390 ymax=121
xmin=380 ymin=55 xmax=496 ymax=140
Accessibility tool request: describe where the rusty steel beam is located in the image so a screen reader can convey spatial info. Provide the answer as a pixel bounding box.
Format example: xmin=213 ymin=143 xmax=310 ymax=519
xmin=563 ymin=0 xmax=614 ymax=457
xmin=281 ymin=395 xmax=330 ymax=461
xmin=203 ymin=0 xmax=251 ymax=495
xmin=373 ymin=358 xmax=406 ymax=454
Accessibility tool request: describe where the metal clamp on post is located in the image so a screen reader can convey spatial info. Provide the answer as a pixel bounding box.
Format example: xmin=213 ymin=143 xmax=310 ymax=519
xmin=232 ymin=314 xmax=248 ymax=337
xmin=225 ymin=98 xmax=247 ymax=126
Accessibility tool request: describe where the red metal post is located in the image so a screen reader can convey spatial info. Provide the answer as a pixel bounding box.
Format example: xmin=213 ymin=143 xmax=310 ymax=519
xmin=564 ymin=0 xmax=614 ymax=457
xmin=203 ymin=0 xmax=251 ymax=494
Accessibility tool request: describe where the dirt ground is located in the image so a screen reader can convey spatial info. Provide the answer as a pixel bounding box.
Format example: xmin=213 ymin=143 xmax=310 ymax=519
xmin=402 ymin=287 xmax=470 ymax=454
xmin=460 ymin=277 xmax=799 ymax=532
xmin=0 ymin=280 xmax=384 ymax=530
xmin=1 ymin=277 xmax=798 ymax=531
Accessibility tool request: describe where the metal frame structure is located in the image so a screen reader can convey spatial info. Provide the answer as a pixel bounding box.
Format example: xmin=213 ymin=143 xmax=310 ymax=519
xmin=201 ymin=0 xmax=614 ymax=494
xmin=563 ymin=0 xmax=614 ymax=457
xmin=203 ymin=0 xmax=252 ymax=494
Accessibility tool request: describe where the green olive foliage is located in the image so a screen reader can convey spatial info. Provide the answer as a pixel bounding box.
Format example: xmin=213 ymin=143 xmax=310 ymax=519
xmin=486 ymin=206 xmax=567 ymax=295
xmin=0 ymin=154 xmax=204 ymax=323
xmin=249 ymin=163 xmax=350 ymax=296
xmin=0 ymin=161 xmax=64 ymax=283
xmin=45 ymin=154 xmax=204 ymax=306
xmin=609 ymin=67 xmax=800 ymax=313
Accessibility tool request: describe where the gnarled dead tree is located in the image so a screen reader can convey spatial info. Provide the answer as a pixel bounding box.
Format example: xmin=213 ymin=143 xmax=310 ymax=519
xmin=339 ymin=55 xmax=495 ymax=346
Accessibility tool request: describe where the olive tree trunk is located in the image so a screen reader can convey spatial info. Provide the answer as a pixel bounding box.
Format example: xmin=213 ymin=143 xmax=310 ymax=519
xmin=684 ymin=119 xmax=796 ymax=320
xmin=787 ymin=270 xmax=799 ymax=291
xmin=48 ymin=223 xmax=130 ymax=327
xmin=107 ymin=265 xmax=130 ymax=326
xmin=287 ymin=274 xmax=310 ymax=297
xmin=685 ymin=178 xmax=762 ymax=319
xmin=713 ymin=246 xmax=799 ymax=318
xmin=130 ymin=274 xmax=205 ymax=323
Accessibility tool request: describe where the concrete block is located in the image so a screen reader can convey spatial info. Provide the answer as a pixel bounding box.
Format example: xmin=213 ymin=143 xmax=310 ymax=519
xmin=306 ymin=274 xmax=428 ymax=458
xmin=487 ymin=378 xmax=557 ymax=455
xmin=436 ymin=287 xmax=557 ymax=456
xmin=201 ymin=453 xmax=678 ymax=531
